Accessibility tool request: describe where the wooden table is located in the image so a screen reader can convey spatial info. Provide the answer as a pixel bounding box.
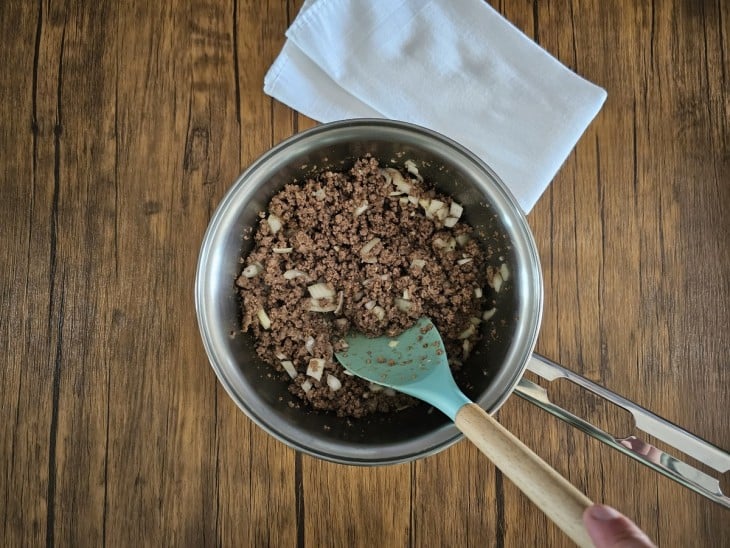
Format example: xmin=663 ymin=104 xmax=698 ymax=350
xmin=2 ymin=1 xmax=728 ymax=546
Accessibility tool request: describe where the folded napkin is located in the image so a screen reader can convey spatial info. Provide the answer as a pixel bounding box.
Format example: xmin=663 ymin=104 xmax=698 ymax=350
xmin=264 ymin=0 xmax=607 ymax=213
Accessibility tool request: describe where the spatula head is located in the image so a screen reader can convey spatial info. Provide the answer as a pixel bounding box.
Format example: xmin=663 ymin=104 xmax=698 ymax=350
xmin=335 ymin=317 xmax=471 ymax=419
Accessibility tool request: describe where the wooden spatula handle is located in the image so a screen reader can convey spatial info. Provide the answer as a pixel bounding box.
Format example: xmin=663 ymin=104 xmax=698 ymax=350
xmin=455 ymin=403 xmax=593 ymax=547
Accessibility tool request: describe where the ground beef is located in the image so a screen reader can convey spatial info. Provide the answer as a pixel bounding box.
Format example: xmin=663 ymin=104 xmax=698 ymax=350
xmin=236 ymin=156 xmax=494 ymax=418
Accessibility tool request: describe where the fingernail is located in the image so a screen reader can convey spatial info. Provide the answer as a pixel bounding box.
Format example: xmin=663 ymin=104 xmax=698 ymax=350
xmin=588 ymin=504 xmax=621 ymax=521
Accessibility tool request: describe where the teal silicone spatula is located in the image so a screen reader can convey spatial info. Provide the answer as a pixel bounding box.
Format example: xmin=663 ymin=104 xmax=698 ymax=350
xmin=336 ymin=317 xmax=594 ymax=547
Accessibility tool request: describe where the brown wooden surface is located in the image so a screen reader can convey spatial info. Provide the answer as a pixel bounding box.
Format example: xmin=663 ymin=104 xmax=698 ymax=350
xmin=2 ymin=1 xmax=728 ymax=546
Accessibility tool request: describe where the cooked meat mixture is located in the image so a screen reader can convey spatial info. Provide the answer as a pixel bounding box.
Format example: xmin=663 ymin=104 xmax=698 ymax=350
xmin=236 ymin=156 xmax=500 ymax=417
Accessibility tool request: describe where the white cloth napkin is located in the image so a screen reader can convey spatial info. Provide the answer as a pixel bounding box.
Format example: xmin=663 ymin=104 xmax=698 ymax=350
xmin=264 ymin=0 xmax=607 ymax=213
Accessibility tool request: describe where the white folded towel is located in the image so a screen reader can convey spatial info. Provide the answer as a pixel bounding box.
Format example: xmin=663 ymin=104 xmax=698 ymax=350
xmin=264 ymin=0 xmax=607 ymax=212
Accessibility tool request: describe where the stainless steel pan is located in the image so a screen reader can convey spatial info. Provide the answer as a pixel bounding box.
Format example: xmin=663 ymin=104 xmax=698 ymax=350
xmin=195 ymin=119 xmax=728 ymax=508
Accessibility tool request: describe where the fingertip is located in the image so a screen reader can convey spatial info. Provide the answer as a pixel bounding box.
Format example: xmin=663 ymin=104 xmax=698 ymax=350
xmin=582 ymin=505 xmax=655 ymax=548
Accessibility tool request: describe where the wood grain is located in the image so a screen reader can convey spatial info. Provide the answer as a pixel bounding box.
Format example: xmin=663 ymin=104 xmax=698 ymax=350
xmin=1 ymin=0 xmax=727 ymax=547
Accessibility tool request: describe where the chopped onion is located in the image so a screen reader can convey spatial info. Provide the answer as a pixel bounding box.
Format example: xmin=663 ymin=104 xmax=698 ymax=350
xmin=402 ymin=288 xmax=411 ymax=300
xmin=360 ymin=237 xmax=381 ymax=258
xmin=275 ymin=352 xmax=288 ymax=361
xmin=456 ymin=257 xmax=473 ymax=265
xmin=242 ymin=262 xmax=263 ymax=278
xmin=307 ymin=282 xmax=336 ymax=300
xmin=418 ymin=198 xmax=431 ymax=214
xmin=474 ymin=287 xmax=483 ymax=298
xmin=443 ymin=216 xmax=459 ymax=228
xmin=500 ymin=263 xmax=510 ymax=282
xmin=305 ymin=336 xmax=315 ymax=354
xmin=492 ymin=272 xmax=504 ymax=293
xmin=281 ymin=360 xmax=297 ymax=379
xmin=334 ymin=291 xmax=344 ymax=314
xmin=272 ymin=247 xmax=293 ymax=254
xmin=380 ymin=168 xmax=393 ymax=184
xmin=283 ymin=269 xmax=306 ymax=280
xmin=399 ymin=197 xmax=409 ymax=206
xmin=307 ymin=300 xmax=338 ymax=313
xmin=256 ymin=308 xmax=271 ymax=329
xmin=427 ymin=199 xmax=446 ymax=216
xmin=425 ymin=199 xmax=448 ymax=221
xmin=372 ymin=305 xmax=386 ymax=320
xmin=343 ymin=370 xmax=354 ymax=376
xmin=459 ymin=324 xmax=476 ymax=339
xmin=387 ymin=168 xmax=412 ymax=194
xmin=326 ymin=374 xmax=342 ymax=391
xmin=267 ymin=213 xmax=282 ymax=234
xmin=368 ymin=382 xmax=384 ymax=392
xmin=306 ymin=358 xmax=325 ymax=381
xmin=407 ymin=195 xmax=419 ymax=205
xmin=354 ymin=201 xmax=369 ymax=217
xmin=455 ymin=234 xmax=471 ymax=247
xmin=301 ymin=380 xmax=312 ymax=394
xmin=404 ymin=159 xmax=423 ymax=181
xmin=482 ymin=308 xmax=497 ymax=321
xmin=410 ymin=258 xmax=426 ymax=269
xmin=364 ymin=300 xmax=377 ymax=310
xmin=434 ymin=237 xmax=456 ymax=251
xmin=449 ymin=202 xmax=463 ymax=219
xmin=395 ymin=298 xmax=412 ymax=312
xmin=463 ymin=339 xmax=472 ymax=359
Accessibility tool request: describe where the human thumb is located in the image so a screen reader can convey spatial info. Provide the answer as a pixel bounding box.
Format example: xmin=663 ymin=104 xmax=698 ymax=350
xmin=582 ymin=505 xmax=656 ymax=548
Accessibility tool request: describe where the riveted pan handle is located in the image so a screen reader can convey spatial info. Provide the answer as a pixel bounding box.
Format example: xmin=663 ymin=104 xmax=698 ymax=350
xmin=513 ymin=354 xmax=730 ymax=509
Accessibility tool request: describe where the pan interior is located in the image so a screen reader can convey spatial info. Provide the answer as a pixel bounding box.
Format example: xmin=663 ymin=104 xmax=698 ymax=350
xmin=195 ymin=120 xmax=542 ymax=464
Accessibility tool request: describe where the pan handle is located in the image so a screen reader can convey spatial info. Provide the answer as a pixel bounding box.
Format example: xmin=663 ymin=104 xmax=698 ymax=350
xmin=512 ymin=354 xmax=730 ymax=509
